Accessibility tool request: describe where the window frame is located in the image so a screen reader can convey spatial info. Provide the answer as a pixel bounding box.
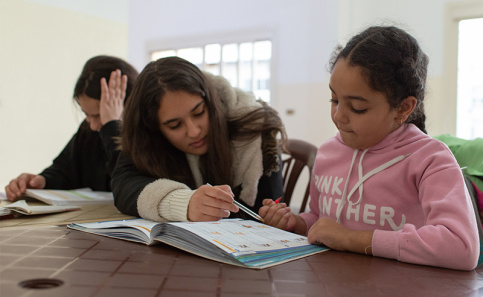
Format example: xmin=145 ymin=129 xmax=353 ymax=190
xmin=145 ymin=27 xmax=278 ymax=107
xmin=444 ymin=1 xmax=483 ymax=137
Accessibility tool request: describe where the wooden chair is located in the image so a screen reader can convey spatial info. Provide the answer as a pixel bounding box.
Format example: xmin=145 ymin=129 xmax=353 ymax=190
xmin=281 ymin=138 xmax=318 ymax=213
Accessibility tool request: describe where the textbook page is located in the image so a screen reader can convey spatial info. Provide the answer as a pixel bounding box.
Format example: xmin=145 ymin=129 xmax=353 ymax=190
xmin=69 ymin=218 xmax=159 ymax=244
xmin=165 ymin=220 xmax=314 ymax=257
xmin=24 ymin=189 xmax=114 ymax=205
xmin=69 ymin=218 xmax=329 ymax=269
xmin=156 ymin=220 xmax=328 ymax=268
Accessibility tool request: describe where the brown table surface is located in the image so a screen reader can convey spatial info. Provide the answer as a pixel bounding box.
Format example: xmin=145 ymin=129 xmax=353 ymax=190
xmin=1 ymin=202 xmax=483 ymax=297
xmin=0 ymin=225 xmax=482 ymax=297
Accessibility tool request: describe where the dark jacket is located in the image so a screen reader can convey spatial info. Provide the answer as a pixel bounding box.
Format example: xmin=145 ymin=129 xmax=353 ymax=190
xmin=40 ymin=120 xmax=121 ymax=191
xmin=111 ymin=152 xmax=283 ymax=218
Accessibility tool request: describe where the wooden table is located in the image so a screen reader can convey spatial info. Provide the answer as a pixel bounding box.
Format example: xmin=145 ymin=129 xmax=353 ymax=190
xmin=1 ymin=222 xmax=483 ymax=297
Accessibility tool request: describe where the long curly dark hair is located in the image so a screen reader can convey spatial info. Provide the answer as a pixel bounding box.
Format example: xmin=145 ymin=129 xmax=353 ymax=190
xmin=329 ymin=26 xmax=429 ymax=133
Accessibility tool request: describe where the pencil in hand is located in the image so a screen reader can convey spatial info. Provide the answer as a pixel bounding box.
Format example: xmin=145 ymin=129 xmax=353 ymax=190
xmin=233 ymin=200 xmax=265 ymax=223
xmin=205 ymin=183 xmax=264 ymax=222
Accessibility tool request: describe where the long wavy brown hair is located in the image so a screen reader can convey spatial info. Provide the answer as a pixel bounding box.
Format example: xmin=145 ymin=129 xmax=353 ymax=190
xmin=121 ymin=56 xmax=286 ymax=189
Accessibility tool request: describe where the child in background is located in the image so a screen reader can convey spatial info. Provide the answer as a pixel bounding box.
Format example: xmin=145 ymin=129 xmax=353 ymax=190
xmin=5 ymin=56 xmax=139 ymax=200
xmin=259 ymin=26 xmax=479 ymax=270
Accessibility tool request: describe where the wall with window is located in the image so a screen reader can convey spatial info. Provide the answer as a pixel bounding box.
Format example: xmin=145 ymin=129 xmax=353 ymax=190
xmin=129 ymin=0 xmax=473 ymax=208
xmin=128 ymin=0 xmax=473 ymax=150
xmin=337 ymin=0 xmax=480 ymax=139
xmin=128 ymin=0 xmax=339 ymax=148
xmin=151 ymin=39 xmax=274 ymax=104
xmin=1 ymin=0 xmax=475 ymax=195
xmin=0 ymin=0 xmax=130 ymax=188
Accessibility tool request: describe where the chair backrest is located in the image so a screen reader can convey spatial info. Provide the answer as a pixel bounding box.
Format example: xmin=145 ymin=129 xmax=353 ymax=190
xmin=281 ymin=138 xmax=318 ymax=213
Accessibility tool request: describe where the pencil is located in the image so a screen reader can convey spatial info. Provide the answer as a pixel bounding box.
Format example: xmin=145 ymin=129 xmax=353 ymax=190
xmin=233 ymin=200 xmax=265 ymax=223
xmin=206 ymin=183 xmax=264 ymax=222
xmin=274 ymin=197 xmax=282 ymax=204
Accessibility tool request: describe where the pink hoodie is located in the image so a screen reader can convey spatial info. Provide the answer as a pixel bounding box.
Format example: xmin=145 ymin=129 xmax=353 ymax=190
xmin=300 ymin=124 xmax=479 ymax=270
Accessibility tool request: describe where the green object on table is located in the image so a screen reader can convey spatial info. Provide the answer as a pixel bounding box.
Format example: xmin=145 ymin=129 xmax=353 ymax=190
xmin=434 ymin=134 xmax=483 ymax=192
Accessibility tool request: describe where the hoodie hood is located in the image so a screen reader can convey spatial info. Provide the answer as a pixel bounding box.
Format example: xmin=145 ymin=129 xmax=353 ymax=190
xmin=336 ymin=123 xmax=427 ymax=152
xmin=333 ymin=124 xmax=423 ymax=222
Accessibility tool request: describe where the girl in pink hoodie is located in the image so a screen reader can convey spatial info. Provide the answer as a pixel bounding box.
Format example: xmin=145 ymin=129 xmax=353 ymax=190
xmin=259 ymin=25 xmax=479 ymax=270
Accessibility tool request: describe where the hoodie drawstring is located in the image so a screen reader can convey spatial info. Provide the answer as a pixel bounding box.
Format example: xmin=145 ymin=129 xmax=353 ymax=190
xmin=335 ymin=149 xmax=411 ymax=223
xmin=336 ymin=150 xmax=359 ymax=222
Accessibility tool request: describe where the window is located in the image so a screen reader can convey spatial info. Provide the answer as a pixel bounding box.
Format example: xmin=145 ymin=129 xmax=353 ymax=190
xmin=457 ymin=18 xmax=483 ymax=139
xmin=445 ymin=2 xmax=483 ymax=139
xmin=151 ymin=40 xmax=272 ymax=103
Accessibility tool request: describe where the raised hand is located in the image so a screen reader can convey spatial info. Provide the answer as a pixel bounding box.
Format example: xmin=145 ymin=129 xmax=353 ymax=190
xmin=100 ymin=69 xmax=128 ymax=125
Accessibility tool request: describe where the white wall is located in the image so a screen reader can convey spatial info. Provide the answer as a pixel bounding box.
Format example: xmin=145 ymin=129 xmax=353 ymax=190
xmin=1 ymin=0 xmax=472 ymax=200
xmin=0 ymin=0 xmax=130 ymax=188
xmin=128 ymin=0 xmax=471 ymax=147
xmin=126 ymin=0 xmax=470 ymax=207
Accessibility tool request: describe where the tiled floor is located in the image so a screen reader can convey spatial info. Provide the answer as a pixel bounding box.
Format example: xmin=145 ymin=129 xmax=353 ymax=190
xmin=1 ymin=225 xmax=483 ymax=297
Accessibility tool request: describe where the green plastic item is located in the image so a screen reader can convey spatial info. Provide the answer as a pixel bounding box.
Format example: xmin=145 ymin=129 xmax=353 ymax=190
xmin=434 ymin=134 xmax=483 ymax=192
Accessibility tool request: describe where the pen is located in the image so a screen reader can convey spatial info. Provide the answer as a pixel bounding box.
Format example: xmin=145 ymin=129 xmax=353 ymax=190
xmin=206 ymin=183 xmax=264 ymax=223
xmin=274 ymin=197 xmax=282 ymax=204
xmin=232 ymin=200 xmax=265 ymax=223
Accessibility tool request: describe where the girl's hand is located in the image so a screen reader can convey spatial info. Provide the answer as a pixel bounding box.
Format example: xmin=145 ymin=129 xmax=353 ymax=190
xmin=259 ymin=199 xmax=305 ymax=233
xmin=100 ymin=69 xmax=128 ymax=125
xmin=188 ymin=184 xmax=239 ymax=221
xmin=5 ymin=173 xmax=46 ymax=201
xmin=307 ymin=217 xmax=373 ymax=254
xmin=307 ymin=217 xmax=351 ymax=250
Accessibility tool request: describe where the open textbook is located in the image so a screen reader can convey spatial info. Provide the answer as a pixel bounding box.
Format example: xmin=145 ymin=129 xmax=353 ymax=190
xmin=68 ymin=218 xmax=329 ymax=269
xmin=22 ymin=188 xmax=113 ymax=206
xmin=1 ymin=200 xmax=80 ymax=216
